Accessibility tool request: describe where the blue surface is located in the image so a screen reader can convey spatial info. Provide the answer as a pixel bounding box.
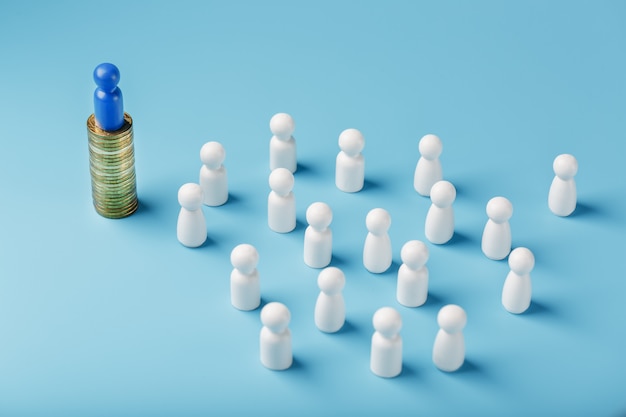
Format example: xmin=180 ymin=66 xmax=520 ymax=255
xmin=1 ymin=1 xmax=626 ymax=416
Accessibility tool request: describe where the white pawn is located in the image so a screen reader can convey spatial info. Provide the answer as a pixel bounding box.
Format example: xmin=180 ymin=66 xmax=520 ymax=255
xmin=269 ymin=113 xmax=297 ymax=173
xmin=230 ymin=244 xmax=260 ymax=311
xmin=396 ymin=240 xmax=429 ymax=307
xmin=304 ymin=202 xmax=333 ymax=268
xmin=314 ymin=267 xmax=346 ymax=333
xmin=335 ymin=128 xmax=365 ymax=192
xmin=481 ymin=196 xmax=513 ymax=260
xmin=414 ymin=134 xmax=443 ymax=196
xmin=548 ymin=154 xmax=578 ymax=216
xmin=260 ymin=302 xmax=292 ymax=370
xmin=363 ymin=208 xmax=392 ymax=273
xmin=432 ymin=304 xmax=466 ymax=372
xmin=425 ymin=180 xmax=456 ymax=244
xmin=199 ymin=141 xmax=228 ymax=206
xmin=370 ymin=307 xmax=402 ymax=378
xmin=268 ymin=168 xmax=296 ymax=233
xmin=176 ymin=183 xmax=207 ymax=248
xmin=502 ymin=247 xmax=534 ymax=314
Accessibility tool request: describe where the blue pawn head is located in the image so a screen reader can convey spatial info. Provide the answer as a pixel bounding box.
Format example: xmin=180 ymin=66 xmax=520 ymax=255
xmin=93 ymin=63 xmax=124 ymax=131
xmin=94 ymin=63 xmax=120 ymax=92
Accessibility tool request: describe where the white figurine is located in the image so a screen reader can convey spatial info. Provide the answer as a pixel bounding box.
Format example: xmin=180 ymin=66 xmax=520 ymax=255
xmin=363 ymin=208 xmax=392 ymax=273
xmin=260 ymin=302 xmax=292 ymax=370
xmin=176 ymin=183 xmax=207 ymax=248
xmin=413 ymin=134 xmax=443 ymax=196
xmin=481 ymin=196 xmax=513 ymax=260
xmin=269 ymin=112 xmax=297 ymax=173
xmin=199 ymin=141 xmax=228 ymax=206
xmin=425 ymin=180 xmax=456 ymax=244
xmin=548 ymin=153 xmax=578 ymax=217
xmin=502 ymin=247 xmax=534 ymax=314
xmin=304 ymin=202 xmax=333 ymax=268
xmin=335 ymin=128 xmax=365 ymax=192
xmin=370 ymin=307 xmax=402 ymax=378
xmin=230 ymin=243 xmax=260 ymax=311
xmin=396 ymin=240 xmax=429 ymax=307
xmin=268 ymin=168 xmax=296 ymax=233
xmin=314 ymin=267 xmax=346 ymax=333
xmin=432 ymin=304 xmax=466 ymax=372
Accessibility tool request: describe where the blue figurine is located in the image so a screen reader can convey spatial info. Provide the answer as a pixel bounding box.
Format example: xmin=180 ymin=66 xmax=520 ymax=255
xmin=93 ymin=63 xmax=124 ymax=131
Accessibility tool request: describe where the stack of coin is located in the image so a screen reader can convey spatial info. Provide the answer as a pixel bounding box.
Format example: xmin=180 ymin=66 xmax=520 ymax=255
xmin=87 ymin=112 xmax=138 ymax=218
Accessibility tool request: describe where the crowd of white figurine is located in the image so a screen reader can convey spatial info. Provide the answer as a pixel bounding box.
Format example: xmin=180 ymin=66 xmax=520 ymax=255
xmin=176 ymin=113 xmax=578 ymax=376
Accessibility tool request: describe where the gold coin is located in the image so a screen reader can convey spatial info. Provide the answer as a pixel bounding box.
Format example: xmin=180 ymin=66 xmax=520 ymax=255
xmin=87 ymin=113 xmax=138 ymax=219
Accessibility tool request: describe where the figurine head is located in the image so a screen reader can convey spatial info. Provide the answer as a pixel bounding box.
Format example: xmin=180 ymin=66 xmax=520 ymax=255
xmin=200 ymin=141 xmax=226 ymax=170
xmin=418 ymin=134 xmax=442 ymax=160
xmin=178 ymin=183 xmax=203 ymax=211
xmin=553 ymin=154 xmax=578 ymax=180
xmin=230 ymin=244 xmax=259 ymax=275
xmin=486 ymin=196 xmax=513 ymax=223
xmin=261 ymin=302 xmax=291 ymax=333
xmin=270 ymin=113 xmax=295 ymax=141
xmin=366 ymin=208 xmax=391 ymax=235
xmin=317 ymin=267 xmax=345 ymax=295
xmin=338 ymin=128 xmax=365 ymax=157
xmin=373 ymin=307 xmax=402 ymax=338
xmin=400 ymin=240 xmax=429 ymax=270
xmin=306 ymin=202 xmax=333 ymax=230
xmin=93 ymin=63 xmax=120 ymax=93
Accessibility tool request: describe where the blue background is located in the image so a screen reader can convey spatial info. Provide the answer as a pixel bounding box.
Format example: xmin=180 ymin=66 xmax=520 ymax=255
xmin=1 ymin=1 xmax=625 ymax=416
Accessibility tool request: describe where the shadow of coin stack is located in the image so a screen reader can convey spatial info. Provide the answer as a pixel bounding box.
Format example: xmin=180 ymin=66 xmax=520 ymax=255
xmin=87 ymin=112 xmax=138 ymax=218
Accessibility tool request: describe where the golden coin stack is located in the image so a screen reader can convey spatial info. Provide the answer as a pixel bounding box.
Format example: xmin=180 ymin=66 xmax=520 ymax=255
xmin=87 ymin=112 xmax=138 ymax=218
